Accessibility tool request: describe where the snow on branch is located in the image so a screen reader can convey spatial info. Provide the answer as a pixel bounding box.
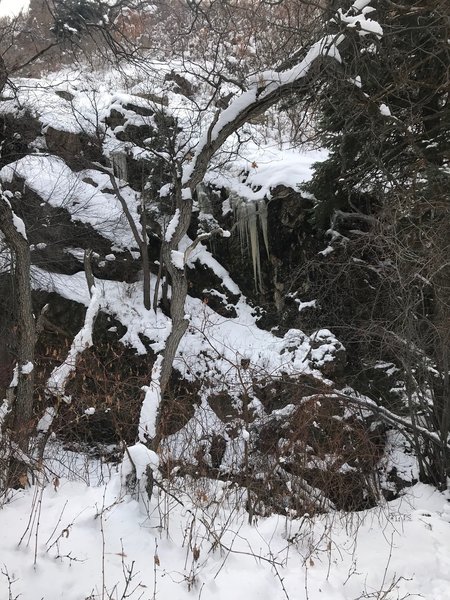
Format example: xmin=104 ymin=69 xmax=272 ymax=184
xmin=183 ymin=228 xmax=231 ymax=263
xmin=139 ymin=354 xmax=163 ymax=443
xmin=170 ymin=228 xmax=231 ymax=270
xmin=182 ymin=0 xmax=382 ymax=191
xmin=45 ymin=284 xmax=102 ymax=406
xmin=0 ymin=190 xmax=28 ymax=242
xmin=165 ymin=208 xmax=180 ymax=242
xmin=322 ymin=390 xmax=448 ymax=449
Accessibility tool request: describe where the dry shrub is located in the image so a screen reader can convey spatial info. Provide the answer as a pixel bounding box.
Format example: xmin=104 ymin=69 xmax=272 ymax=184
xmin=55 ymin=341 xmax=150 ymax=446
xmin=251 ymin=394 xmax=385 ymax=514
xmin=156 ymin=369 xmax=387 ymax=518
xmin=157 ymin=376 xmax=199 ymax=438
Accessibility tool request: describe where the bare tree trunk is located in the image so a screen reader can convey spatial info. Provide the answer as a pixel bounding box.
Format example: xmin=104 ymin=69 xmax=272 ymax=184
xmin=433 ymin=269 xmax=450 ymax=488
xmin=0 ymin=55 xmax=7 ymax=95
xmin=158 ymin=190 xmax=192 ymax=397
xmin=148 ymin=182 xmax=192 ymax=450
xmin=140 ymin=196 xmax=152 ymax=311
xmin=0 ymin=195 xmax=35 ymax=485
xmin=105 ymin=168 xmax=152 ymax=310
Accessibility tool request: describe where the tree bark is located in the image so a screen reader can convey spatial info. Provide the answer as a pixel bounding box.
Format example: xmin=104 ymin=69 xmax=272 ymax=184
xmin=158 ymin=189 xmax=193 ymax=397
xmin=102 ymin=167 xmax=152 ymax=310
xmin=0 ymin=195 xmax=35 ymax=485
xmin=0 ymin=55 xmax=7 ymax=96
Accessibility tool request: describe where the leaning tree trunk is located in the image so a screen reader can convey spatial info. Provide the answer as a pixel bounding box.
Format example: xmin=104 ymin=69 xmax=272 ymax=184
xmin=151 ymin=185 xmax=192 ymax=449
xmin=0 ymin=195 xmax=35 ymax=486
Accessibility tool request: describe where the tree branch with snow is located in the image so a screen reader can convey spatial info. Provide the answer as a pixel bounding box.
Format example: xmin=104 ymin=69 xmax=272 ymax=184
xmin=151 ymin=0 xmax=384 ymax=448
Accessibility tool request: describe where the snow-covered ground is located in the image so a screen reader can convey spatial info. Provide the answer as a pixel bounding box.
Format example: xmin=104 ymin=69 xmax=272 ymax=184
xmin=1 ymin=460 xmax=449 ymax=600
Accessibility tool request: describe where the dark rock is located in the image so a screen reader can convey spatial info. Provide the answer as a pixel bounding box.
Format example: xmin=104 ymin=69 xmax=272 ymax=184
xmin=0 ymin=111 xmax=41 ymax=168
xmin=45 ymin=127 xmax=104 ymax=170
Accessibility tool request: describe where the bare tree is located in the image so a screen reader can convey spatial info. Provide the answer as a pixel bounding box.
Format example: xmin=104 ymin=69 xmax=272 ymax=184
xmin=148 ymin=0 xmax=384 ymax=444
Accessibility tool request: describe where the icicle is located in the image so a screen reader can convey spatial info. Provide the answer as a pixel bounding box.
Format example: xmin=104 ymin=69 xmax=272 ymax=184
xmin=111 ymin=151 xmax=128 ymax=180
xmin=247 ymin=202 xmax=261 ymax=291
xmin=196 ymin=183 xmax=212 ymax=213
xmin=232 ymin=193 xmax=247 ymax=258
xmin=258 ymin=200 xmax=270 ymax=260
xmin=230 ymin=194 xmax=269 ymax=293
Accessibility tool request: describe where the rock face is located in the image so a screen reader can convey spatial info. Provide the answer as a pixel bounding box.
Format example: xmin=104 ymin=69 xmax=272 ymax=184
xmin=45 ymin=127 xmax=103 ymax=170
xmin=0 ymin=70 xmax=407 ymax=513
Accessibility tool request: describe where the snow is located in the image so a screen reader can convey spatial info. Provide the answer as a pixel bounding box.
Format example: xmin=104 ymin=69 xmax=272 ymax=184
xmin=338 ymin=9 xmax=383 ymax=36
xmin=181 ymin=0 xmax=378 ymax=189
xmin=165 ymin=208 xmax=180 ymax=242
xmin=9 ymin=364 xmax=19 ymax=388
xmin=182 ymin=85 xmax=258 ymax=185
xmin=186 ymin=73 xmax=329 ymax=189
xmin=0 ymin=76 xmax=109 ymax=135
xmin=37 ymin=407 xmax=57 ymax=433
xmin=261 ymin=35 xmax=342 ymax=94
xmin=12 ymin=213 xmax=27 ymax=240
xmin=179 ymin=234 xmax=240 ymax=295
xmin=1 ymin=11 xmax=429 ymax=591
xmin=319 ymin=245 xmax=334 ymax=256
xmin=382 ymin=430 xmax=419 ymax=489
xmin=159 ymin=183 xmax=172 ymax=197
xmin=46 ymin=285 xmax=101 ymax=398
xmin=121 ymin=442 xmax=159 ymax=481
xmin=352 ymin=0 xmax=373 ymax=10
xmin=20 ymin=361 xmax=34 ymax=375
xmin=296 ymin=299 xmax=317 ymax=312
xmin=379 ymin=103 xmax=392 ymax=116
xmin=0 ymin=11 xmax=447 ymax=595
xmin=29 ymin=264 xmax=339 ymax=395
xmin=139 ymin=355 xmax=163 ymax=442
xmin=0 ymin=157 xmax=140 ymax=250
xmin=349 ymin=75 xmax=362 ymax=88
xmin=171 ymin=249 xmax=185 ymax=269
xmin=0 ymin=0 xmax=29 ymax=18
xmin=207 ymin=145 xmax=327 ymax=202
xmin=0 ymin=400 xmax=9 ymax=431
xmin=0 ymin=473 xmax=449 ymax=600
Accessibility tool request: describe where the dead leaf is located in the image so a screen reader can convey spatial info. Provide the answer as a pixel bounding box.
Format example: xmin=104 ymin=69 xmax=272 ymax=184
xmin=18 ymin=473 xmax=29 ymax=488
xmin=193 ymin=546 xmax=200 ymax=562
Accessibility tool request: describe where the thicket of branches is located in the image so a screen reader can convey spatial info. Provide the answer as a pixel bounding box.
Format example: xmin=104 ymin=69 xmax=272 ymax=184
xmin=299 ymin=0 xmax=449 ymax=486
xmin=0 ymin=0 xmax=448 ymax=503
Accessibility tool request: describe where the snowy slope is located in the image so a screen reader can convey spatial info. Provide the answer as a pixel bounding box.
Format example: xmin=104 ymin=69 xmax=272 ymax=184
xmin=30 ymin=266 xmax=341 ymax=384
xmin=1 ymin=471 xmax=449 ymax=600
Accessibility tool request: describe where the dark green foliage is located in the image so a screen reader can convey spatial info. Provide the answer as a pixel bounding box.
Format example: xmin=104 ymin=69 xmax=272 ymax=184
xmin=51 ymin=0 xmax=106 ymax=39
xmin=305 ymin=0 xmax=449 ymax=228
xmin=300 ymin=0 xmax=449 ymax=487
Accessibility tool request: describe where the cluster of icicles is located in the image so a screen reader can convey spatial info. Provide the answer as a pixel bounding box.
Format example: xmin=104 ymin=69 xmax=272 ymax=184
xmin=230 ymin=193 xmax=269 ymax=293
xmin=196 ymin=184 xmax=270 ymax=293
